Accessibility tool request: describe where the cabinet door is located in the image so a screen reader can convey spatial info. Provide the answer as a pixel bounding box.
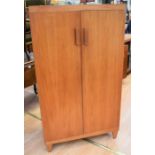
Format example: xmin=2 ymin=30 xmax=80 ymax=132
xmin=81 ymin=11 xmax=125 ymax=134
xmin=30 ymin=12 xmax=83 ymax=141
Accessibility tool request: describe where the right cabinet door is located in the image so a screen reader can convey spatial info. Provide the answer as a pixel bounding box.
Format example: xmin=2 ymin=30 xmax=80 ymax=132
xmin=81 ymin=10 xmax=125 ymax=134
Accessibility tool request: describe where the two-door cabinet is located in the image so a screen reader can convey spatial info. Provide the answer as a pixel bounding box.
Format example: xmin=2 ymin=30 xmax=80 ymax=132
xmin=29 ymin=4 xmax=125 ymax=152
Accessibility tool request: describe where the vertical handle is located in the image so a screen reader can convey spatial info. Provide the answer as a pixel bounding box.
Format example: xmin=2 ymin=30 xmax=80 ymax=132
xmin=74 ymin=28 xmax=81 ymax=46
xmin=83 ymin=28 xmax=88 ymax=46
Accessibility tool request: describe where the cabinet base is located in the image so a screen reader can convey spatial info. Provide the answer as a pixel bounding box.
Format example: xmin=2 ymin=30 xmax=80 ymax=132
xmin=45 ymin=128 xmax=118 ymax=152
xmin=46 ymin=143 xmax=53 ymax=152
xmin=112 ymin=129 xmax=118 ymax=139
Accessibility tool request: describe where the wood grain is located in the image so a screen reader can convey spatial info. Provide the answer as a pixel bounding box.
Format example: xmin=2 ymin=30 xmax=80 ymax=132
xmin=24 ymin=75 xmax=131 ymax=155
xmin=29 ymin=4 xmax=125 ymax=13
xmin=81 ymin=10 xmax=125 ymax=134
xmin=29 ymin=5 xmax=125 ymax=151
xmin=29 ymin=12 xmax=83 ymax=142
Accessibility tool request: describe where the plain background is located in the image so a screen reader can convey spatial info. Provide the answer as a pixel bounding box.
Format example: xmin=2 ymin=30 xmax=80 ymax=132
xmin=0 ymin=0 xmax=155 ymax=154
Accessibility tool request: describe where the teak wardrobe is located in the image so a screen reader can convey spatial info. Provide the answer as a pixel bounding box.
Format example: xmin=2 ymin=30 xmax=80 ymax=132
xmin=29 ymin=4 xmax=125 ymax=152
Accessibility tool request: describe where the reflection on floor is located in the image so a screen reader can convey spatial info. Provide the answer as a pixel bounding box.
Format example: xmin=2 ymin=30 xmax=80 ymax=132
xmin=24 ymin=74 xmax=131 ymax=155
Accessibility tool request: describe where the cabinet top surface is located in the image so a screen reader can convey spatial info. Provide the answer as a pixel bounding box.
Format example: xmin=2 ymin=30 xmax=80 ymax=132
xmin=29 ymin=4 xmax=125 ymax=13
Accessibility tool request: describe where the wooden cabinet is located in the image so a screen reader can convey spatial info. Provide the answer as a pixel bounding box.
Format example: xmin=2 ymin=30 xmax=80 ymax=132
xmin=29 ymin=4 xmax=125 ymax=152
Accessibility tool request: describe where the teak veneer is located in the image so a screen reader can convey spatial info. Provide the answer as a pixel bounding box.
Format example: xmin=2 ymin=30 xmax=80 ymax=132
xmin=29 ymin=4 xmax=125 ymax=152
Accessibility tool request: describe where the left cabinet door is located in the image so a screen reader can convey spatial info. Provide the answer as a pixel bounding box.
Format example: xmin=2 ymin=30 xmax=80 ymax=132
xmin=29 ymin=12 xmax=83 ymax=142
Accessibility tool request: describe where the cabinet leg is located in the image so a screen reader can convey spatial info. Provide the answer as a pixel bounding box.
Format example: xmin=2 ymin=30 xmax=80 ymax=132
xmin=112 ymin=129 xmax=118 ymax=139
xmin=46 ymin=143 xmax=53 ymax=152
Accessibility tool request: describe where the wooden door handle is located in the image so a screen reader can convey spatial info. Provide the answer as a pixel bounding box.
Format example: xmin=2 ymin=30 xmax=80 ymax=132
xmin=83 ymin=28 xmax=88 ymax=46
xmin=74 ymin=28 xmax=81 ymax=46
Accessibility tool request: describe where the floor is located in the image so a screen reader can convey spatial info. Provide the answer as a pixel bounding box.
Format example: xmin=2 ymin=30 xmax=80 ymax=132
xmin=24 ymin=74 xmax=131 ymax=155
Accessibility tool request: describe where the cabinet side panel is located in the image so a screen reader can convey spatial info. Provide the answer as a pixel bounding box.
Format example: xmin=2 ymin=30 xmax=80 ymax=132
xmin=81 ymin=10 xmax=125 ymax=133
xmin=29 ymin=12 xmax=83 ymax=141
